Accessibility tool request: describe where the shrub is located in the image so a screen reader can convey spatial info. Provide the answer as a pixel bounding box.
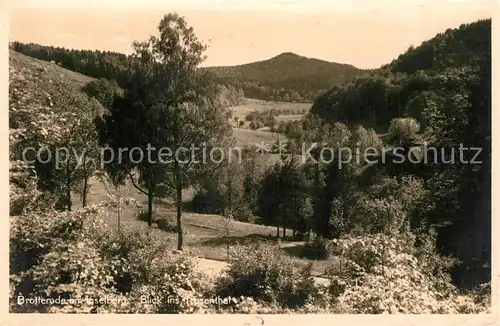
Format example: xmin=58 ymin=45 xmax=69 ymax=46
xmin=155 ymin=218 xmax=178 ymax=233
xmin=81 ymin=78 xmax=120 ymax=109
xmin=387 ymin=117 xmax=421 ymax=146
xmin=126 ymin=248 xmax=210 ymax=313
xmin=215 ymin=245 xmax=321 ymax=309
xmin=9 ymin=199 xmax=211 ymax=314
xmin=325 ymin=233 xmax=490 ymax=314
xmin=232 ymin=204 xmax=256 ymax=223
xmin=304 ymin=236 xmax=331 ymax=260
xmin=191 ymin=190 xmax=224 ymax=214
xmin=353 ymin=197 xmax=407 ymax=234
xmin=9 ymin=205 xmax=124 ymax=313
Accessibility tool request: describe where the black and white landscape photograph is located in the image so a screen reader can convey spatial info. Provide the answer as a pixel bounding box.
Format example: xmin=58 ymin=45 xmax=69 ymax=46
xmin=6 ymin=0 xmax=495 ymax=319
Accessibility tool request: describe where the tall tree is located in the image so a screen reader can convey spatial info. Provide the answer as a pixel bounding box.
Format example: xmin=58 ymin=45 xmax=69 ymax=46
xmin=98 ymin=13 xmax=231 ymax=249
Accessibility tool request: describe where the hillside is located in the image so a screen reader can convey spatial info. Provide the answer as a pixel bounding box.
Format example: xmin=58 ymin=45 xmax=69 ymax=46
xmin=311 ymin=19 xmax=491 ymax=129
xmin=204 ymin=52 xmax=362 ymax=102
xmin=9 ymin=49 xmax=95 ymax=89
xmin=9 ymin=50 xmax=103 ymax=144
xmin=10 ymin=42 xmax=361 ymax=103
xmin=9 ymin=42 xmax=247 ymax=108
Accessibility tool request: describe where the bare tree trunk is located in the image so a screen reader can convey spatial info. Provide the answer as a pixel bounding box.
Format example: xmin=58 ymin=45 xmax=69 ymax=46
xmin=227 ymin=164 xmax=232 ymax=214
xmin=147 ymin=192 xmax=153 ymax=227
xmin=66 ymin=166 xmax=72 ymax=211
xmin=175 ymin=165 xmax=184 ymax=250
xmin=82 ymin=175 xmax=88 ymax=208
xmin=117 ymin=198 xmax=121 ymax=233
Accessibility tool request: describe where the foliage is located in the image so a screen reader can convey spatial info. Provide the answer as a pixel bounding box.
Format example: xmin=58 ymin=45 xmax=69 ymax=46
xmin=245 ymin=109 xmax=279 ymax=128
xmin=327 ymin=234 xmax=489 ymax=314
xmin=391 ymin=19 xmax=491 ymax=74
xmin=10 ymin=52 xmax=101 ymax=210
xmin=307 ymin=19 xmax=491 ymax=289
xmin=304 ymin=236 xmax=330 ymax=260
xmin=256 ymin=156 xmax=310 ymax=236
xmin=387 ymin=117 xmax=421 ymax=146
xmin=82 ymin=78 xmax=122 ymax=109
xmin=191 ymin=159 xmax=252 ymax=221
xmin=9 ymin=13 xmax=492 ymax=314
xmin=350 ymin=176 xmax=427 ymax=234
xmin=10 ymin=42 xmax=247 ymax=107
xmin=215 ymin=245 xmax=323 ymax=309
xmin=311 ymin=20 xmax=491 ymax=130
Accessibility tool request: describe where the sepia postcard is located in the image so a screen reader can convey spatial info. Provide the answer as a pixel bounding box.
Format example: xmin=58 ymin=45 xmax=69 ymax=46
xmin=2 ymin=0 xmax=498 ymax=325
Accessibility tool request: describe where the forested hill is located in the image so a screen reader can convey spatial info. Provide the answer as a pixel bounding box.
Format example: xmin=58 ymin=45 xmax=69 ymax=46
xmin=203 ymin=52 xmax=362 ymax=102
xmin=9 ymin=42 xmax=361 ymax=103
xmin=9 ymin=41 xmax=247 ymax=108
xmin=311 ymin=18 xmax=491 ymax=130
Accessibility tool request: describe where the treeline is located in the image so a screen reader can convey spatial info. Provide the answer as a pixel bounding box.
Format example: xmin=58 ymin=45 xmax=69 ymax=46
xmin=9 ymin=41 xmax=365 ymax=104
xmin=223 ymin=81 xmax=316 ymax=103
xmin=10 ymin=41 xmax=134 ymax=86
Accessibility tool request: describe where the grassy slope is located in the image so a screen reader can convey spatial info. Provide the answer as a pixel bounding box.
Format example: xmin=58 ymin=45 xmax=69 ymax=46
xmin=10 ymin=50 xmax=95 ymax=87
xmin=231 ymin=98 xmax=311 ymax=129
xmin=231 ymin=98 xmax=311 ymax=119
xmin=232 ymin=128 xmax=285 ymax=146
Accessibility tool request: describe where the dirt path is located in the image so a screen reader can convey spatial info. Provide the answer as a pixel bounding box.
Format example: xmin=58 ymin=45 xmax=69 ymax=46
xmin=194 ymin=257 xmax=329 ymax=286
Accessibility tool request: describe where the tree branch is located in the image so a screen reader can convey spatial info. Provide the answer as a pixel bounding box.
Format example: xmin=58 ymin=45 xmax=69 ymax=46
xmin=127 ymin=170 xmax=149 ymax=196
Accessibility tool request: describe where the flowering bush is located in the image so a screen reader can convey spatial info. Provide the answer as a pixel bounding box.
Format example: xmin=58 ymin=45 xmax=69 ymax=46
xmin=215 ymin=244 xmax=325 ymax=310
xmin=350 ymin=176 xmax=427 ymax=235
xmin=10 ymin=203 xmax=213 ymax=313
xmin=10 ymin=204 xmax=120 ymax=312
xmin=113 ymin=232 xmax=210 ymax=313
xmin=325 ymin=233 xmax=490 ymax=314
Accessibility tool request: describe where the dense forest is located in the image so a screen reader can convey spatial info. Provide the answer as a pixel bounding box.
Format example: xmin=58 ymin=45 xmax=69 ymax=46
xmin=282 ymin=18 xmax=491 ymax=288
xmin=9 ymin=14 xmax=491 ymax=314
xmin=311 ymin=19 xmax=491 ymax=129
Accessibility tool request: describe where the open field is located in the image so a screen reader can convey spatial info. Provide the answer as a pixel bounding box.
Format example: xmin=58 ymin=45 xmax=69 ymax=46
xmin=276 ymin=114 xmax=305 ymax=122
xmin=232 ymin=127 xmax=286 ymax=147
xmin=231 ymin=98 xmax=312 ymax=118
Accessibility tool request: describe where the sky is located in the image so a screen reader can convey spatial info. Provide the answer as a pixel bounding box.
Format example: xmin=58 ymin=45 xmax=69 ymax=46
xmin=8 ymin=1 xmax=495 ymax=69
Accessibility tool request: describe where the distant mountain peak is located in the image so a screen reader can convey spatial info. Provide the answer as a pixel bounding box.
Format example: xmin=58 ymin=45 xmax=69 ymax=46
xmin=274 ymin=52 xmax=301 ymax=57
xmin=202 ymin=51 xmax=361 ymax=102
xmin=270 ymin=52 xmax=307 ymax=61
